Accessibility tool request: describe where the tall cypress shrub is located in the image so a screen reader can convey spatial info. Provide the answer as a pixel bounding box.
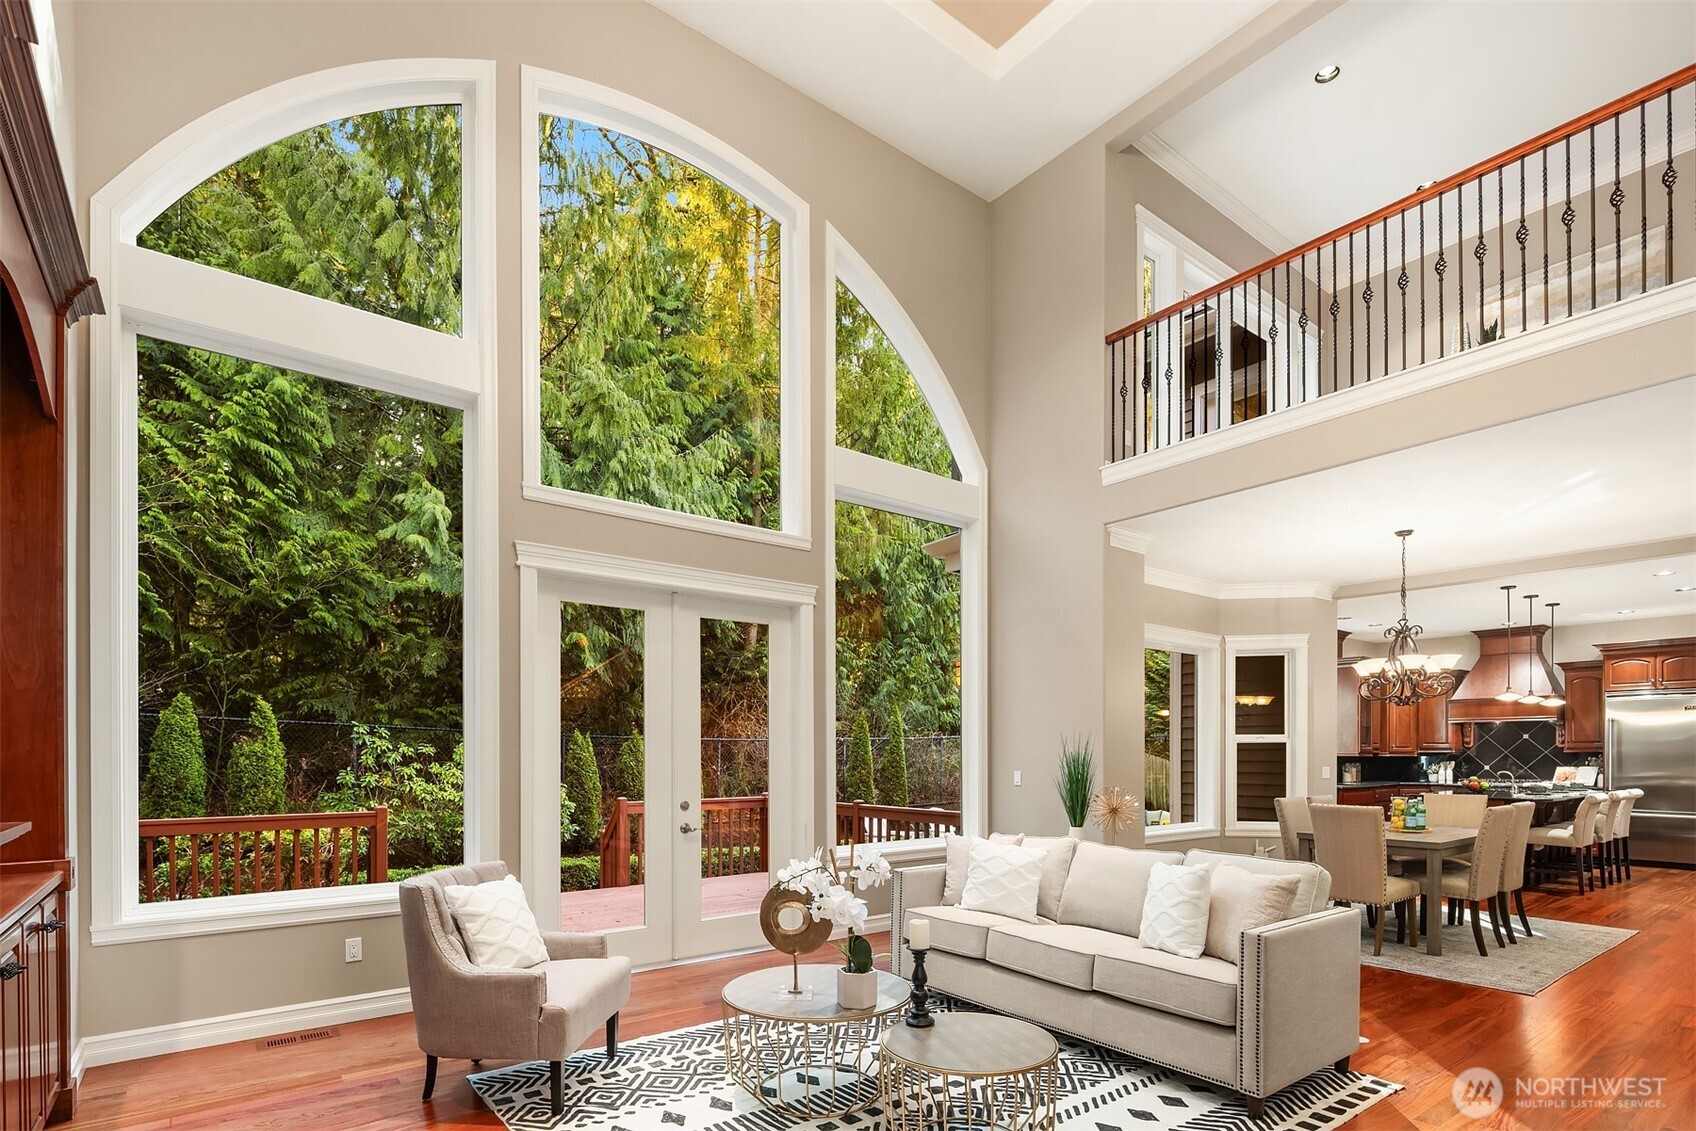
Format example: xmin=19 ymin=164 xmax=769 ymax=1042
xmin=843 ymin=714 xmax=875 ymax=804
xmin=611 ymin=731 xmax=644 ymax=801
xmin=141 ymin=692 xmax=208 ymax=819
xmin=225 ymin=697 xmax=288 ymax=815
xmin=876 ymin=705 xmax=910 ymax=808
xmin=563 ymin=729 xmax=603 ymax=851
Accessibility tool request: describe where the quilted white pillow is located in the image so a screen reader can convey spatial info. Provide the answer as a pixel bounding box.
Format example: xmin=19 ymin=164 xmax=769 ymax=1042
xmin=1140 ymin=862 xmax=1211 ymax=960
xmin=941 ymin=832 xmax=1024 ymax=905
xmin=442 ymin=874 xmax=550 ymax=970
xmin=959 ymin=840 xmax=1048 ymax=922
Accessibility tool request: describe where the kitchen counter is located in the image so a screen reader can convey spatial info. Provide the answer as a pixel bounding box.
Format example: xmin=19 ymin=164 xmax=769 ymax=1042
xmin=1337 ymin=781 xmax=1462 ymax=789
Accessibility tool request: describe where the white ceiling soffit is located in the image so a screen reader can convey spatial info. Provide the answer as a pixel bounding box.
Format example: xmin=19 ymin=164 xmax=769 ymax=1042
xmin=646 ymin=0 xmax=1275 ymax=200
xmin=1338 ymin=553 xmax=1696 ymax=641
xmin=1121 ymin=376 xmax=1696 ymax=594
xmin=1141 ymin=0 xmax=1696 ymax=247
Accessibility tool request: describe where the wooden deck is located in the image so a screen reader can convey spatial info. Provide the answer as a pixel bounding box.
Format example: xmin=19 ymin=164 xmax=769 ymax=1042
xmin=558 ymin=872 xmax=768 ymax=931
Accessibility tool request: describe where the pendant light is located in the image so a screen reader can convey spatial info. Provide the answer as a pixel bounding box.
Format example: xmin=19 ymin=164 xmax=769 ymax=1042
xmin=1542 ymin=602 xmax=1567 ymax=708
xmin=1493 ymin=584 xmax=1521 ymax=702
xmin=1518 ymin=593 xmax=1546 ymax=705
xmin=1352 ymin=530 xmax=1457 ymax=705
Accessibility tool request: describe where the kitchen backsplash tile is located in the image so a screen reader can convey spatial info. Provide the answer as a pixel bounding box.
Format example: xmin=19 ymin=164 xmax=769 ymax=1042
xmin=1457 ymin=721 xmax=1598 ymax=782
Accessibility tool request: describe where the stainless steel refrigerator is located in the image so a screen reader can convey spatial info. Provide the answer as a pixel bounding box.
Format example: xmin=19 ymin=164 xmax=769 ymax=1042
xmin=1606 ymin=693 xmax=1696 ymax=866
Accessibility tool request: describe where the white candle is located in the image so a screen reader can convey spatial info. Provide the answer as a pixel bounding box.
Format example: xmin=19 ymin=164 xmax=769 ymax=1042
xmin=908 ymin=918 xmax=931 ymax=951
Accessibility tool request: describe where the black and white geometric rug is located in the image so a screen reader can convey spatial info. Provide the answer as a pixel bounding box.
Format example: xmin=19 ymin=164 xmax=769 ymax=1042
xmin=469 ymin=996 xmax=1401 ymax=1130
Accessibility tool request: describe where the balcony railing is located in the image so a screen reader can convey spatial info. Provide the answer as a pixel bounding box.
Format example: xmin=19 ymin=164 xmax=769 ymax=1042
xmin=139 ymin=807 xmax=389 ymax=902
xmin=1105 ymin=65 xmax=1696 ymax=464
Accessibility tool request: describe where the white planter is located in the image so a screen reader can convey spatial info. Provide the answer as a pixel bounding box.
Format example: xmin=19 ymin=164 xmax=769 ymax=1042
xmin=837 ymin=968 xmax=878 ymax=1010
xmin=1068 ymin=826 xmax=1087 ymax=841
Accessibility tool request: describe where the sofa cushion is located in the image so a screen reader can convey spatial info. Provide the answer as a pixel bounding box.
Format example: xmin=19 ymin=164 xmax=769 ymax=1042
xmin=1140 ymin=862 xmax=1211 ymax=959
xmin=1057 ymin=843 xmax=1186 ymax=937
xmin=985 ymin=922 xmax=1138 ymax=992
xmin=1183 ymin=849 xmax=1331 ymax=915
xmin=1019 ymin=836 xmax=1078 ymax=921
xmin=1203 ymin=865 xmax=1302 ymax=965
xmin=902 ymin=904 xmax=1022 ymax=960
xmin=942 ymin=832 xmax=1024 ymax=905
xmin=1094 ymin=935 xmax=1239 ymax=1027
xmin=961 ymin=840 xmax=1048 ymax=922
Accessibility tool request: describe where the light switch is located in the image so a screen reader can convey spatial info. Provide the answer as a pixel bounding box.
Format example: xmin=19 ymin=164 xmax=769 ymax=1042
xmin=1321 ymin=766 xmax=1331 ymax=779
xmin=1013 ymin=770 xmax=1023 ymax=786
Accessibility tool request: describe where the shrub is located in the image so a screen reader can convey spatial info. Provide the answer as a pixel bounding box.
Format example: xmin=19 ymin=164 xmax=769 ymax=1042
xmin=141 ymin=692 xmax=207 ymax=819
xmin=560 ymin=854 xmax=600 ymax=893
xmin=224 ymin=697 xmax=287 ymax=816
xmin=323 ymin=727 xmax=463 ymax=872
xmin=842 ymin=714 xmax=875 ymax=803
xmin=611 ymin=731 xmax=644 ymax=801
xmin=876 ymin=705 xmax=909 ymax=808
xmin=563 ymin=729 xmax=602 ymax=851
xmin=560 ymin=786 xmax=578 ymax=850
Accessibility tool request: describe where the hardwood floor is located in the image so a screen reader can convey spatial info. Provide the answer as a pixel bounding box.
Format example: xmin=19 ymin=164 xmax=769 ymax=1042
xmin=68 ymin=868 xmax=1696 ymax=1130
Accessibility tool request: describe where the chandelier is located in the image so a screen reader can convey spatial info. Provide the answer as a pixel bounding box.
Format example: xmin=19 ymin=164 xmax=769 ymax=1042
xmin=1353 ymin=530 xmax=1459 ymax=705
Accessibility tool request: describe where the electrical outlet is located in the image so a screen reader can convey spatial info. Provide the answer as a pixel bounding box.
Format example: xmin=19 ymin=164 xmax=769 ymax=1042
xmin=344 ymin=937 xmax=363 ymax=963
xmin=1013 ymin=770 xmax=1023 ymax=787
xmin=1321 ymin=765 xmax=1331 ymax=779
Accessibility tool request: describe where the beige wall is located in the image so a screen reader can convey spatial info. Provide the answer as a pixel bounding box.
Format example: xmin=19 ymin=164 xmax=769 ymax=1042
xmin=69 ymin=0 xmax=990 ymax=1038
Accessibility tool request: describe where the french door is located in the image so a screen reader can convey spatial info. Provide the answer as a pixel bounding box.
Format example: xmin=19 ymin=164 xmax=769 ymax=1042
xmin=525 ymin=573 xmax=810 ymax=967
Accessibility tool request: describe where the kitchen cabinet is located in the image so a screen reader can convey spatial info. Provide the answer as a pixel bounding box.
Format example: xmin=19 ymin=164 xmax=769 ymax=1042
xmin=1336 ymin=784 xmax=1459 ymax=816
xmin=1337 ymin=661 xmax=1363 ymax=756
xmin=0 ymin=873 xmax=65 ymax=1131
xmin=1558 ymin=661 xmax=1604 ymax=754
xmin=1350 ymin=682 xmax=1461 ymax=754
xmin=1598 ymin=639 xmax=1696 ymax=693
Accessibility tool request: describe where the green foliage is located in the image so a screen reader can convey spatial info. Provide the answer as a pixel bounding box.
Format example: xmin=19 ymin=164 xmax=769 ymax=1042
xmin=323 ymin=727 xmax=463 ymax=872
xmin=841 ymin=932 xmax=875 ymax=974
xmin=560 ymin=855 xmax=600 ymax=893
xmin=224 ymin=697 xmax=287 ymax=816
xmin=560 ymin=787 xmax=578 ymax=851
xmin=1054 ymin=735 xmax=1097 ymax=828
xmin=843 ymin=714 xmax=876 ymax=803
xmin=141 ymin=693 xmax=207 ymax=819
xmin=612 ymin=731 xmax=645 ymax=801
xmin=563 ymin=730 xmax=602 ymax=851
xmin=876 ymin=705 xmax=909 ymax=808
xmin=835 ymin=281 xmax=955 ymax=478
xmin=1145 ymin=649 xmax=1172 ymax=760
xmin=537 ymin=117 xmax=780 ymax=530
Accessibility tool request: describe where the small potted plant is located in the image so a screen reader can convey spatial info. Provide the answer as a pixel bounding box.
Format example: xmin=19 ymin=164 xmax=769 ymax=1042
xmin=1055 ymin=735 xmax=1096 ymax=839
xmin=774 ymin=845 xmax=891 ymax=1009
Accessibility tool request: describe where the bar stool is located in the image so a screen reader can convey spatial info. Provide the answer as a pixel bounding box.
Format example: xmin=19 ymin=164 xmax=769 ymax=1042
xmin=1527 ymin=791 xmax=1605 ymax=894
xmin=1613 ymin=789 xmax=1645 ymax=881
xmin=1592 ymin=790 xmax=1628 ymax=888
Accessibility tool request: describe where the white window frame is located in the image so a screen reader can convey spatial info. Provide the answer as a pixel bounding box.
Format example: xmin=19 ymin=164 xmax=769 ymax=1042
xmin=1142 ymin=625 xmax=1221 ymax=844
xmin=825 ymin=226 xmax=987 ymax=858
xmin=86 ymin=60 xmax=500 ymax=944
xmin=1223 ymin=634 xmax=1309 ymax=837
xmin=520 ymin=66 xmax=812 ymax=550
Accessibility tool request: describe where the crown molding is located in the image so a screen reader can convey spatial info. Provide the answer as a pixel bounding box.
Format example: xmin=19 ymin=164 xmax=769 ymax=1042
xmin=1145 ymin=567 xmax=1334 ymax=602
xmin=1107 ymin=526 xmax=1152 ymax=554
xmin=1132 ymin=130 xmax=1296 ymax=254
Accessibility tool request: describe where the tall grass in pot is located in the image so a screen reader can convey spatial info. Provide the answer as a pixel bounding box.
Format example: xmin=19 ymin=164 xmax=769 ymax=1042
xmin=1055 ymin=735 xmax=1096 ymax=838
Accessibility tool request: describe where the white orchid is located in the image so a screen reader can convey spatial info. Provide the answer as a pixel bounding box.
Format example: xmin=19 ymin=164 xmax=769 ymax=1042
xmin=776 ymin=855 xmax=824 ymax=892
xmin=808 ymin=884 xmax=869 ymax=934
xmin=848 ymin=845 xmax=891 ymax=891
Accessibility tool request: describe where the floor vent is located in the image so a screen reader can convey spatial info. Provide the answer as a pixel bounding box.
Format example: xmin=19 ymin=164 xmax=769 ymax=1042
xmin=257 ymin=1026 xmax=340 ymax=1051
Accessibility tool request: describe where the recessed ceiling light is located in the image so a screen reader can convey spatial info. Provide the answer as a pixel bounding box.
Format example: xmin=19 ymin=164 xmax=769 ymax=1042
xmin=1676 ymin=586 xmax=1695 ymax=593
xmin=1653 ymin=569 xmax=1675 ymax=577
xmin=1338 ymin=615 xmax=1353 ymax=620
xmin=1314 ymin=64 xmax=1341 ymax=84
xmin=1367 ymin=622 xmax=1384 ymax=627
xmin=1617 ymin=609 xmax=1636 ymax=615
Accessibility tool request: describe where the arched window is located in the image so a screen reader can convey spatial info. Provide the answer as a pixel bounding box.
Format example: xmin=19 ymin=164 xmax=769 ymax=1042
xmin=834 ymin=280 xmax=957 ymax=480
xmin=524 ymin=69 xmax=809 ymax=544
xmin=89 ymin=62 xmax=497 ymax=942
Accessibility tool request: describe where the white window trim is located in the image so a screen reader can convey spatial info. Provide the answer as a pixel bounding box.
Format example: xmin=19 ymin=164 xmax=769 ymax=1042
xmin=1223 ymin=633 xmax=1309 ymax=837
xmin=520 ymin=65 xmax=812 ymax=548
xmin=1142 ymin=624 xmax=1221 ymax=844
xmin=825 ymin=225 xmax=988 ymax=840
xmin=87 ymin=60 xmax=499 ymax=944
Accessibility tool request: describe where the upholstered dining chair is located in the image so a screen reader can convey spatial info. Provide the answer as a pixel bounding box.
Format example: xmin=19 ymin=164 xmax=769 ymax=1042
xmin=1495 ymin=801 xmax=1536 ymax=941
xmin=1612 ymin=788 xmax=1645 ymax=881
xmin=400 ymin=861 xmax=632 ymax=1116
xmin=1275 ymin=795 xmax=1312 ymax=862
xmin=1424 ymin=792 xmax=1488 ymax=828
xmin=1437 ymin=803 xmax=1515 ymax=955
xmin=1526 ymin=791 xmax=1606 ymax=894
xmin=1309 ymin=803 xmax=1420 ymax=955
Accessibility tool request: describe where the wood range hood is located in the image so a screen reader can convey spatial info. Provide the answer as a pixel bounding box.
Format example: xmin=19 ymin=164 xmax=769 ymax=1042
xmin=1449 ymin=625 xmax=1564 ymax=722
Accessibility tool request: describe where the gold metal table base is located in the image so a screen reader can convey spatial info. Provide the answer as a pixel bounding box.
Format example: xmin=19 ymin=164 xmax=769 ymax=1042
xmin=877 ymin=1015 xmax=1059 ymax=1131
xmin=721 ymin=1002 xmax=901 ymax=1119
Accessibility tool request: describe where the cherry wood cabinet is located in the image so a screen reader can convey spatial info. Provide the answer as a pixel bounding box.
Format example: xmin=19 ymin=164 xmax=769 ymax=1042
xmin=1558 ymin=661 xmax=1604 ymax=754
xmin=1598 ymin=639 xmax=1696 ymax=693
xmin=0 ymin=874 xmax=65 ymax=1131
xmin=1344 ymin=679 xmax=1461 ymax=755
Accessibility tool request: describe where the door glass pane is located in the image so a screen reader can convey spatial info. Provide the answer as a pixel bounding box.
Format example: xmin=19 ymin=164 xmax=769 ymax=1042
xmin=559 ymin=601 xmax=646 ymax=932
xmin=700 ymin=619 xmax=769 ymax=920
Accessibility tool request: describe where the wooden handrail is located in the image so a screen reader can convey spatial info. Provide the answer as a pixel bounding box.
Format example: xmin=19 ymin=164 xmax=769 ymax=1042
xmin=1106 ymin=63 xmax=1696 ymax=345
xmin=139 ymin=807 xmax=388 ymax=901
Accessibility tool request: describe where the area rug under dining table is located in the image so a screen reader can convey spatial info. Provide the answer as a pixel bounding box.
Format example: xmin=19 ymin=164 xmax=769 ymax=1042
xmin=469 ymin=995 xmax=1401 ymax=1131
xmin=1358 ymin=911 xmax=1635 ymax=994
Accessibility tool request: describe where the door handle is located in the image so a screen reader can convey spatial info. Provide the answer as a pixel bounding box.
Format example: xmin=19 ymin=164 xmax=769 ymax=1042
xmin=680 ymin=823 xmax=699 ymax=835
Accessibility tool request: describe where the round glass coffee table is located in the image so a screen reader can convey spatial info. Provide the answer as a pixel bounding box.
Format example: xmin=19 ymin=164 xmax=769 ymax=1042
xmin=879 ymin=1013 xmax=1059 ymax=1131
xmin=721 ymin=964 xmax=908 ymax=1118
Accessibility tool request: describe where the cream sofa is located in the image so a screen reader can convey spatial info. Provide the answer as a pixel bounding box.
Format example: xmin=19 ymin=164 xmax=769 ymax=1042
xmin=892 ymin=841 xmax=1360 ymax=1119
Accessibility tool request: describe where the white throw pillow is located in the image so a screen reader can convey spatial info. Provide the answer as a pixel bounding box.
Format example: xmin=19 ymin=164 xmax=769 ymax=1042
xmin=1203 ymin=864 xmax=1301 ymax=964
xmin=442 ymin=874 xmax=550 ymax=969
xmin=1140 ymin=862 xmax=1211 ymax=959
xmin=1018 ymin=835 xmax=1078 ymax=921
xmin=959 ymin=840 xmax=1047 ymax=922
xmin=942 ymin=832 xmax=1023 ymax=905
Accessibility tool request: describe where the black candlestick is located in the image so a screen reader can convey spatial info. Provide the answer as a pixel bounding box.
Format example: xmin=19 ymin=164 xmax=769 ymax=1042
xmin=904 ymin=941 xmax=934 ymax=1028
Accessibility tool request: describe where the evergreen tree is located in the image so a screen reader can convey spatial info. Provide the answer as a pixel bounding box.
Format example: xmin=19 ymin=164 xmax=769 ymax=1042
xmin=141 ymin=693 xmax=207 ymax=819
xmin=843 ymin=714 xmax=876 ymax=804
xmin=563 ymin=730 xmax=603 ymax=851
xmin=611 ymin=731 xmax=644 ymax=801
xmin=876 ymin=705 xmax=910 ymax=808
xmin=224 ymin=697 xmax=288 ymax=816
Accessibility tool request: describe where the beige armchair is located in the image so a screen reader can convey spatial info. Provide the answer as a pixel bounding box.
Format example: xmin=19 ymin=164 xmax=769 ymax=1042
xmin=400 ymin=861 xmax=632 ymax=1116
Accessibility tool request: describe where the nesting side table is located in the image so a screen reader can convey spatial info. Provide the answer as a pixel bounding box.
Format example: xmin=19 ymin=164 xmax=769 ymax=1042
xmin=879 ymin=1012 xmax=1059 ymax=1131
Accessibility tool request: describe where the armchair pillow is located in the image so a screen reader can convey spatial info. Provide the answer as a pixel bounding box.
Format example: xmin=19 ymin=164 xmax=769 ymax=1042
xmin=442 ymin=874 xmax=550 ymax=970
xmin=959 ymin=840 xmax=1047 ymax=922
xmin=942 ymin=832 xmax=1024 ymax=905
xmin=1203 ymin=864 xmax=1301 ymax=964
xmin=1140 ymin=862 xmax=1211 ymax=959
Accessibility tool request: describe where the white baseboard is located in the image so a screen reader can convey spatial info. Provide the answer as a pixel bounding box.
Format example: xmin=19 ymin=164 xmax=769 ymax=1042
xmin=75 ymin=986 xmax=413 ymax=1072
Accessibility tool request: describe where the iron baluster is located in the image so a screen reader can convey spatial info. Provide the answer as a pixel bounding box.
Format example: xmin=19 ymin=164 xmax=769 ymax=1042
xmin=1418 ymin=200 xmax=1426 ymax=364
xmin=1639 ymin=97 xmax=1648 ymax=296
xmin=1435 ymin=192 xmax=1446 ymax=358
xmin=1381 ymin=219 xmax=1389 ymax=379
xmin=1665 ymin=90 xmax=1678 ymax=283
xmin=1590 ymin=124 xmax=1598 ymax=311
xmin=1541 ymin=149 xmax=1549 ymax=325
xmin=1496 ymin=169 xmax=1504 ymax=335
xmin=1562 ymin=138 xmax=1575 ymax=318
xmin=1517 ymin=157 xmax=1529 ymax=332
xmin=1612 ymin=111 xmax=1623 ymax=304
xmin=1398 ymin=212 xmax=1408 ymax=371
xmin=1474 ymin=176 xmax=1486 ymax=344
xmin=1164 ymin=311 xmax=1173 ymax=449
xmin=1348 ymin=231 xmax=1356 ymax=384
xmin=1330 ymin=242 xmax=1339 ymax=384
xmin=1363 ymin=222 xmax=1372 ymax=380
xmin=1457 ymin=186 xmax=1467 ymax=348
xmin=1299 ymin=250 xmax=1310 ymax=402
xmin=1286 ymin=259 xmax=1295 ymax=400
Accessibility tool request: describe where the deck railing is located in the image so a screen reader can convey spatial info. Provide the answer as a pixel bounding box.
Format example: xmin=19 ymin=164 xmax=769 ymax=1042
xmin=139 ymin=807 xmax=388 ymax=902
xmin=834 ymin=800 xmax=962 ymax=846
xmin=1105 ymin=65 xmax=1696 ymax=464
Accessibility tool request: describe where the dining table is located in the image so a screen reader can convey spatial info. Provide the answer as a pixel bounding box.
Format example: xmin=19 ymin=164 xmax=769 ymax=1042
xmin=1296 ymin=824 xmax=1479 ymax=956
